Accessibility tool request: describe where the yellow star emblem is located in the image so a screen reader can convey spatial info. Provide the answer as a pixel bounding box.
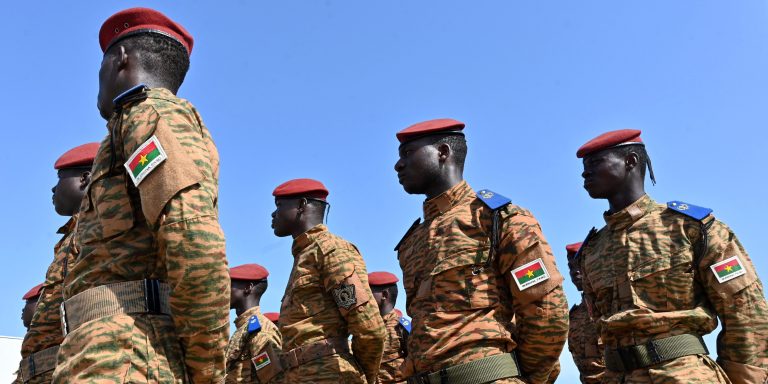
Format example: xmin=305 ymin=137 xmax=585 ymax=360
xmin=139 ymin=154 xmax=148 ymax=166
xmin=526 ymin=270 xmax=534 ymax=278
xmin=725 ymin=265 xmax=732 ymax=272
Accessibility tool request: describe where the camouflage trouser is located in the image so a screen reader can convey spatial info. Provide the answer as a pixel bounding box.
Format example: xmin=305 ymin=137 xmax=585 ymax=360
xmin=602 ymin=354 xmax=731 ymax=384
xmin=52 ymin=313 xmax=187 ymax=383
xmin=282 ymin=353 xmax=366 ymax=383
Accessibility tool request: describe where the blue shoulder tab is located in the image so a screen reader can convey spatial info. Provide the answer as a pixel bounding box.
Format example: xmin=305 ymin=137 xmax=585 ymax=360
xmin=398 ymin=316 xmax=412 ymax=333
xmin=667 ymin=201 xmax=712 ymax=221
xmin=247 ymin=315 xmax=261 ymax=334
xmin=476 ymin=189 xmax=511 ymax=210
xmin=112 ymin=83 xmax=147 ymax=106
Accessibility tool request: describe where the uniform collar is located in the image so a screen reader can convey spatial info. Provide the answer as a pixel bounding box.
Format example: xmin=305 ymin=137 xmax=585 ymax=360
xmin=423 ymin=180 xmax=472 ymax=220
xmin=604 ymin=194 xmax=654 ymax=230
xmin=292 ymin=224 xmax=328 ymax=256
xmin=235 ymin=306 xmax=262 ymax=329
xmin=56 ymin=214 xmax=78 ymax=235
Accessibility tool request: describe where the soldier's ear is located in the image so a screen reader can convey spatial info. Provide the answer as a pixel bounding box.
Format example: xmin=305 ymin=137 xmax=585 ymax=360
xmin=625 ymin=151 xmax=639 ymax=171
xmin=436 ymin=143 xmax=451 ymax=163
xmin=80 ymin=171 xmax=91 ymax=190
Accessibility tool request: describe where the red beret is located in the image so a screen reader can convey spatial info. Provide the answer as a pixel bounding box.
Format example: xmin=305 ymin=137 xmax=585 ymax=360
xmin=273 ymin=178 xmax=329 ymax=201
xmin=100 ymin=7 xmax=194 ymax=55
xmin=566 ymin=242 xmax=583 ymax=258
xmin=368 ymin=271 xmax=399 ymax=286
xmin=23 ymin=283 xmax=44 ymax=301
xmin=54 ymin=142 xmax=100 ymax=170
xmin=229 ymin=264 xmax=269 ymax=281
xmin=577 ymin=129 xmax=643 ymax=158
xmin=396 ymin=118 xmax=465 ymax=144
xmin=264 ymin=312 xmax=280 ymax=323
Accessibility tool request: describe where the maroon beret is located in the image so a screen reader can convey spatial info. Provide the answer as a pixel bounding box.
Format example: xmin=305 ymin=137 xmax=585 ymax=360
xmin=100 ymin=7 xmax=194 ymax=55
xmin=54 ymin=142 xmax=100 ymax=170
xmin=229 ymin=264 xmax=269 ymax=281
xmin=273 ymin=178 xmax=329 ymax=201
xmin=396 ymin=118 xmax=465 ymax=144
xmin=576 ymin=129 xmax=643 ymax=158
xmin=566 ymin=242 xmax=583 ymax=258
xmin=264 ymin=312 xmax=280 ymax=323
xmin=22 ymin=283 xmax=44 ymax=301
xmin=368 ymin=271 xmax=399 ymax=286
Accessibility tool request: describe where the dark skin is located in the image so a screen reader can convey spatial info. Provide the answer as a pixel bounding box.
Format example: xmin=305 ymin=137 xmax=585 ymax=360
xmin=52 ymin=167 xmax=90 ymax=216
xmin=581 ymin=147 xmax=645 ymax=215
xmin=567 ymin=256 xmax=583 ymax=292
xmin=21 ymin=298 xmax=38 ymax=329
xmin=371 ymin=287 xmax=396 ymax=317
xmin=97 ymin=44 xmax=180 ymax=120
xmin=230 ymin=279 xmax=266 ymax=317
xmin=394 ymin=136 xmax=463 ymax=199
xmin=271 ymin=197 xmax=325 ymax=238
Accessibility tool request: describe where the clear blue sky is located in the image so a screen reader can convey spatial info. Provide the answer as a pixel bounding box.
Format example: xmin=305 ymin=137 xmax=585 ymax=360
xmin=1 ymin=1 xmax=767 ymax=381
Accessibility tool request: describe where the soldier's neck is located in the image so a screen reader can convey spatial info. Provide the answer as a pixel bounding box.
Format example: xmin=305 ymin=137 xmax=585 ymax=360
xmin=235 ymin=297 xmax=261 ymax=317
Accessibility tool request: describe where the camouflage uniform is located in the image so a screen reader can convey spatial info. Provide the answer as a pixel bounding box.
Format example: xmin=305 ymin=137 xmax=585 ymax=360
xmin=225 ymin=306 xmax=283 ymax=383
xmin=377 ymin=310 xmax=408 ymax=384
xmin=53 ymin=87 xmax=230 ymax=383
xmin=396 ymin=181 xmax=569 ymax=384
xmin=16 ymin=217 xmax=77 ymax=383
xmin=280 ymin=224 xmax=385 ymax=384
xmin=580 ymin=194 xmax=768 ymax=384
xmin=568 ymin=299 xmax=604 ymax=384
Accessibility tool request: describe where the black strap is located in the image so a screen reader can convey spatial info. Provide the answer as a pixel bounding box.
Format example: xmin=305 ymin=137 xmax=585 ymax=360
xmin=144 ymin=279 xmax=162 ymax=313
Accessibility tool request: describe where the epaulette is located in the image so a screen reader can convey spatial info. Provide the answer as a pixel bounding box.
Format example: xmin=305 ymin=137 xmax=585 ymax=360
xmin=667 ymin=201 xmax=713 ymax=221
xmin=394 ymin=218 xmax=421 ymax=252
xmin=247 ymin=315 xmax=261 ymax=334
xmin=476 ymin=189 xmax=511 ymax=210
xmin=113 ymin=83 xmax=148 ymax=107
xmin=398 ymin=316 xmax=412 ymax=333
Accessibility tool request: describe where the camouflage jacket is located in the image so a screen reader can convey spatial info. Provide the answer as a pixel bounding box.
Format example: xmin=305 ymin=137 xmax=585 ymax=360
xmin=280 ymin=224 xmax=385 ymax=384
xmin=16 ymin=216 xmax=77 ymax=382
xmin=59 ymin=87 xmax=230 ymax=383
xmin=396 ymin=181 xmax=569 ymax=384
xmin=225 ymin=306 xmax=283 ymax=383
xmin=568 ymin=300 xmax=604 ymax=384
xmin=377 ymin=310 xmax=408 ymax=383
xmin=580 ymin=194 xmax=768 ymax=383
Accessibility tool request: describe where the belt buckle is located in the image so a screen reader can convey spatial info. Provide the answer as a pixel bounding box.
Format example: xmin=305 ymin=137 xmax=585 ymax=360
xmin=617 ymin=346 xmax=636 ymax=372
xmin=645 ymin=340 xmax=663 ymax=364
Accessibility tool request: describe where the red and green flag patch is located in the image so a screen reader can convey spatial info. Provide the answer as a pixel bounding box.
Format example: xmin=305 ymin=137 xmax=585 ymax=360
xmin=511 ymin=258 xmax=550 ymax=291
xmin=124 ymin=135 xmax=167 ymax=186
xmin=252 ymin=351 xmax=271 ymax=370
xmin=710 ymin=255 xmax=746 ymax=283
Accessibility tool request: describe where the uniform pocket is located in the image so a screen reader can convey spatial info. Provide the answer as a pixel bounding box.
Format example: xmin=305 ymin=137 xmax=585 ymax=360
xmin=81 ymin=173 xmax=135 ymax=242
xmin=290 ymin=274 xmax=326 ymax=316
xmin=430 ymin=242 xmax=500 ymax=312
xmin=630 ymin=247 xmax=694 ymax=311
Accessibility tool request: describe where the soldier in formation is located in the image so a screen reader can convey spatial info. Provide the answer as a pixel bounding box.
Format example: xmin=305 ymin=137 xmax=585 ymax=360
xmin=367 ymin=271 xmax=411 ymax=384
xmin=20 ymin=284 xmax=42 ymax=332
xmin=577 ymin=129 xmax=768 ymax=383
xmin=271 ymin=178 xmax=385 ymax=383
xmin=392 ymin=118 xmax=569 ymax=383
xmin=226 ymin=263 xmax=283 ymax=383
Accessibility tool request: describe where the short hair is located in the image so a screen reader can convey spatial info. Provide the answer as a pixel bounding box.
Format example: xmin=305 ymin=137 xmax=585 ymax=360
xmin=372 ymin=284 xmax=399 ymax=304
xmin=610 ymin=144 xmax=649 ymax=177
xmin=252 ymin=280 xmax=268 ymax=297
xmin=108 ymin=32 xmax=190 ymax=91
xmin=428 ymin=134 xmax=467 ymax=170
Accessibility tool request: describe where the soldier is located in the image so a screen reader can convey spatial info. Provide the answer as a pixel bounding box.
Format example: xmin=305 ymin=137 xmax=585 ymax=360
xmin=53 ymin=8 xmax=229 ymax=383
xmin=21 ymin=284 xmax=43 ymax=330
xmin=226 ymin=263 xmax=283 ymax=383
xmin=577 ymin=129 xmax=768 ymax=383
xmin=393 ymin=118 xmax=569 ymax=384
xmin=271 ymin=178 xmax=385 ymax=383
xmin=16 ymin=143 xmax=97 ymax=384
xmin=264 ymin=312 xmax=280 ymax=327
xmin=368 ymin=271 xmax=410 ymax=384
xmin=565 ymin=242 xmax=604 ymax=384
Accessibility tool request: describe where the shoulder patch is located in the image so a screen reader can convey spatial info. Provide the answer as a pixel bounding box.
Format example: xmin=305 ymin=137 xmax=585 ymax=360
xmin=394 ymin=218 xmax=421 ymax=252
xmin=247 ymin=315 xmax=261 ymax=334
xmin=476 ymin=189 xmax=511 ymax=210
xmin=511 ymin=258 xmax=550 ymax=291
xmin=667 ymin=201 xmax=713 ymax=221
xmin=710 ymin=255 xmax=747 ymax=283
xmin=252 ymin=351 xmax=271 ymax=370
xmin=398 ymin=316 xmax=412 ymax=333
xmin=124 ymin=135 xmax=168 ymax=186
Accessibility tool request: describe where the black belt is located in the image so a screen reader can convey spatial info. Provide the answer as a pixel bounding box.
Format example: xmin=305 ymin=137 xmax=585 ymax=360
xmin=604 ymin=333 xmax=709 ymax=372
xmin=407 ymin=352 xmax=520 ymax=384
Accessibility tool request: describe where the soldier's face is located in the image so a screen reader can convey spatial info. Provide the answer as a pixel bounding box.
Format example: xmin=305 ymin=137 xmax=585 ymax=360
xmin=395 ymin=139 xmax=441 ymax=195
xmin=230 ymin=279 xmax=248 ymax=309
xmin=567 ymin=257 xmax=583 ymax=291
xmin=21 ymin=299 xmax=37 ymax=329
xmin=98 ymin=51 xmax=120 ymax=120
xmin=53 ymin=168 xmax=89 ymax=216
xmin=581 ymin=150 xmax=627 ymax=199
xmin=271 ymin=198 xmax=299 ymax=237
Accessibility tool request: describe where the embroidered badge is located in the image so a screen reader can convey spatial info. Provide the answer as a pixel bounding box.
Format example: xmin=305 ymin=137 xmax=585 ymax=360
xmin=252 ymin=351 xmax=271 ymax=370
xmin=511 ymin=258 xmax=550 ymax=291
xmin=332 ymin=283 xmax=357 ymax=309
xmin=124 ymin=135 xmax=168 ymax=186
xmin=710 ymin=256 xmax=746 ymax=283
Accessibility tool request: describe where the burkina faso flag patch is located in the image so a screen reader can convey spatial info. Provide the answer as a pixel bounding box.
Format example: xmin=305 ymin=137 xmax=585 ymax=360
xmin=124 ymin=135 xmax=167 ymax=186
xmin=511 ymin=258 xmax=550 ymax=291
xmin=251 ymin=351 xmax=271 ymax=370
xmin=710 ymin=255 xmax=746 ymax=283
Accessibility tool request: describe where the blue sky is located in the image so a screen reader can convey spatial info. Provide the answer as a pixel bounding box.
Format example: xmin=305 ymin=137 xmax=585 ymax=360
xmin=1 ymin=1 xmax=767 ymax=380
